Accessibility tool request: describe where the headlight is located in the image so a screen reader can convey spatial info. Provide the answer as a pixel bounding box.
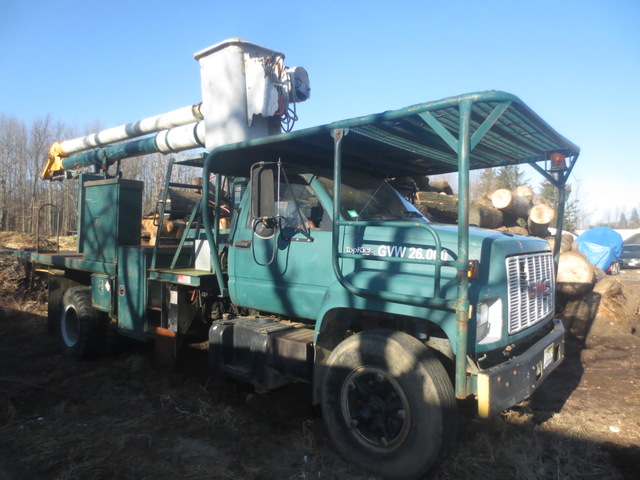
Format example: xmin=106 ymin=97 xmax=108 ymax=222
xmin=476 ymin=298 xmax=503 ymax=345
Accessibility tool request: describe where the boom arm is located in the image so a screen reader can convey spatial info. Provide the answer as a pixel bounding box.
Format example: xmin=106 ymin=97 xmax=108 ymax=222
xmin=41 ymin=105 xmax=204 ymax=180
xmin=41 ymin=38 xmax=310 ymax=181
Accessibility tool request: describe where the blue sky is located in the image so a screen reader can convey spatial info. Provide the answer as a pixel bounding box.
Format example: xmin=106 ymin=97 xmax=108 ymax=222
xmin=1 ymin=0 xmax=639 ymax=224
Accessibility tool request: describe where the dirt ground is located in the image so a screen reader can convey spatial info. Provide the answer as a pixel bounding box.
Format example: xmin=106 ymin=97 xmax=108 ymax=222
xmin=1 ymin=232 xmax=639 ymax=480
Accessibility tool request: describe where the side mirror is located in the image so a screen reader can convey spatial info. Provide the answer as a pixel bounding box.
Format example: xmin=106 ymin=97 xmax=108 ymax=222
xmin=250 ymin=162 xmax=279 ymax=239
xmin=250 ymin=163 xmax=277 ymax=220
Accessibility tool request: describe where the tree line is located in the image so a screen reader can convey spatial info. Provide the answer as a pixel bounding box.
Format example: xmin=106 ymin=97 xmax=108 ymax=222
xmin=0 ymin=114 xmax=196 ymax=237
xmin=597 ymin=208 xmax=640 ymax=230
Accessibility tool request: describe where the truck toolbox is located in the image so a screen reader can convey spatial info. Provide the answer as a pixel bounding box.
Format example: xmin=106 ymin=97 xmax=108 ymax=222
xmin=209 ymin=317 xmax=315 ymax=389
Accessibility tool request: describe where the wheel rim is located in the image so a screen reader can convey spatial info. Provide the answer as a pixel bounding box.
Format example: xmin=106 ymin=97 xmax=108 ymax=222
xmin=61 ymin=305 xmax=80 ymax=347
xmin=340 ymin=365 xmax=411 ymax=452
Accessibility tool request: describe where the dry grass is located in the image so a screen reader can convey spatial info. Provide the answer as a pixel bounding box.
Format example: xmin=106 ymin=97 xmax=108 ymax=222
xmin=0 ymin=231 xmax=77 ymax=251
xmin=431 ymin=407 xmax=625 ymax=480
xmin=0 ymin=316 xmax=632 ymax=480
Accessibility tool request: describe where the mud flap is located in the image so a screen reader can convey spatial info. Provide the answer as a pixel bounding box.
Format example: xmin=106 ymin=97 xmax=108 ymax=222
xmin=155 ymin=327 xmax=178 ymax=368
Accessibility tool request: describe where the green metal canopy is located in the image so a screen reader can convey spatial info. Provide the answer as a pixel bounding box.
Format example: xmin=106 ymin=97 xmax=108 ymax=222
xmin=201 ymin=91 xmax=580 ymax=401
xmin=207 ymin=90 xmax=579 ymax=178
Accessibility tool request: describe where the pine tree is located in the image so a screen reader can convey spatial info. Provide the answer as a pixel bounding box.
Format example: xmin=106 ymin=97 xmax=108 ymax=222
xmin=538 ymin=178 xmax=558 ymax=210
xmin=537 ymin=178 xmax=581 ymax=231
xmin=495 ymin=165 xmax=529 ymax=191
xmin=618 ymin=212 xmax=628 ymax=229
xmin=629 ymin=208 xmax=640 ymax=228
xmin=476 ymin=168 xmax=498 ymax=197
xmin=563 ymin=193 xmax=580 ymax=231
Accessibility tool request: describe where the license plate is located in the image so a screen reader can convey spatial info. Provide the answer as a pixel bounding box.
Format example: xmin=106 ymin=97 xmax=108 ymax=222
xmin=543 ymin=343 xmax=554 ymax=369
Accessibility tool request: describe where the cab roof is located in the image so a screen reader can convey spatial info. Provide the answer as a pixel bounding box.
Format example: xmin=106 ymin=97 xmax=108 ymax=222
xmin=207 ymin=90 xmax=579 ymax=178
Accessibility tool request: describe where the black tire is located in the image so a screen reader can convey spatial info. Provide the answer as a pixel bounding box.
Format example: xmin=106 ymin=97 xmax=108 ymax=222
xmin=47 ymin=289 xmax=62 ymax=334
xmin=320 ymin=330 xmax=457 ymax=480
xmin=58 ymin=287 xmax=108 ymax=359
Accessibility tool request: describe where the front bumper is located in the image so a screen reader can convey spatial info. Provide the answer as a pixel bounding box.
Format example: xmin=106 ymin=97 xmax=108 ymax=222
xmin=476 ymin=318 xmax=564 ymax=417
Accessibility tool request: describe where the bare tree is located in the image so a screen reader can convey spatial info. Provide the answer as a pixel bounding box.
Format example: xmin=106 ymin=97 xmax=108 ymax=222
xmin=0 ymin=111 xmax=208 ymax=238
xmin=0 ymin=115 xmax=27 ymax=231
xmin=26 ymin=116 xmax=74 ymax=235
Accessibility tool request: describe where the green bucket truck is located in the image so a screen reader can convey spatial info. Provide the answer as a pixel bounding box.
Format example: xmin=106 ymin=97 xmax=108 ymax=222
xmin=16 ymin=39 xmax=579 ymax=479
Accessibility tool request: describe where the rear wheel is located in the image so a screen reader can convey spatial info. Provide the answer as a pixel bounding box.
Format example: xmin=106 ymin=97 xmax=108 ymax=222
xmin=320 ymin=330 xmax=457 ymax=480
xmin=59 ymin=287 xmax=108 ymax=359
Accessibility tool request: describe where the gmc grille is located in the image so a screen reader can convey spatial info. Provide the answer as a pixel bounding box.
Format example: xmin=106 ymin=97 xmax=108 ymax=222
xmin=506 ymin=253 xmax=555 ymax=334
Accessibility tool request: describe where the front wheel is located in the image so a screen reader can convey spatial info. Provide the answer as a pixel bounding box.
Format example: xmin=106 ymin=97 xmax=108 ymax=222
xmin=59 ymin=287 xmax=108 ymax=359
xmin=320 ymin=330 xmax=457 ymax=480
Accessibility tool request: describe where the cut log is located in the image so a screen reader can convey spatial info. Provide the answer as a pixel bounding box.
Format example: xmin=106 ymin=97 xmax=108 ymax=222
xmin=416 ymin=191 xmax=503 ymax=228
xmin=141 ymin=218 xmax=186 ymax=246
xmin=142 ymin=218 xmax=160 ymax=246
xmin=514 ymin=185 xmax=534 ymax=202
xmin=528 ymin=203 xmax=555 ymax=237
xmin=469 ymin=202 xmax=503 ymax=229
xmin=491 ymin=188 xmax=532 ymax=218
xmin=594 ymin=265 xmax=607 ymax=283
xmin=556 ymin=250 xmax=597 ymax=299
xmin=497 ymin=225 xmax=529 ymax=236
xmin=416 ymin=191 xmax=458 ymax=223
xmin=427 ymin=180 xmax=454 ymax=195
xmin=165 ymin=219 xmax=186 ymax=234
xmin=562 ymin=292 xmax=601 ymax=339
xmin=474 ymin=196 xmax=494 ymax=208
xmin=589 ymin=276 xmax=640 ymax=339
xmin=563 ymin=275 xmax=640 ymax=345
xmin=508 ymin=195 xmax=532 ymax=218
xmin=532 ymin=194 xmax=551 ymax=206
xmin=491 ymin=188 xmax=512 ymax=209
xmin=529 ymin=203 xmax=554 ymax=226
xmin=546 ymin=235 xmax=573 ymax=254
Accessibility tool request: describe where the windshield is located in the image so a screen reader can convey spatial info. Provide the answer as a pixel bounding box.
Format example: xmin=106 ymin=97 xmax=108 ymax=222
xmin=318 ymin=173 xmax=429 ymax=222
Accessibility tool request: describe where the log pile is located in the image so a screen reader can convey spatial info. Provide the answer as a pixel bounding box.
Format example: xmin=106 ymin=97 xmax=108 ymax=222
xmin=555 ymin=243 xmax=606 ymax=299
xmin=141 ymin=216 xmax=186 ymax=246
xmin=414 ymin=183 xmax=555 ymax=238
xmin=140 ymin=186 xmax=200 ymax=246
xmin=562 ymin=272 xmax=639 ymax=343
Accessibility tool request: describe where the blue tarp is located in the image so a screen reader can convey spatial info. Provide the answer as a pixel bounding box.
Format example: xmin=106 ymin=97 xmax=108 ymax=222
xmin=576 ymin=226 xmax=623 ymax=270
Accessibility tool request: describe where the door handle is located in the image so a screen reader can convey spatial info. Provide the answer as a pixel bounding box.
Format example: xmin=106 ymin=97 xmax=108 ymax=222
xmin=234 ymin=239 xmax=252 ymax=249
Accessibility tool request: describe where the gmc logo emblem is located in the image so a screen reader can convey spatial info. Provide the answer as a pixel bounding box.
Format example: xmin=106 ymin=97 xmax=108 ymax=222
xmin=529 ymin=279 xmax=551 ymax=298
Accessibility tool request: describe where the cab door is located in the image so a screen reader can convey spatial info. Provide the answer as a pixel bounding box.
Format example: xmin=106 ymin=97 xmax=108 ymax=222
xmin=229 ymin=168 xmax=333 ymax=320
